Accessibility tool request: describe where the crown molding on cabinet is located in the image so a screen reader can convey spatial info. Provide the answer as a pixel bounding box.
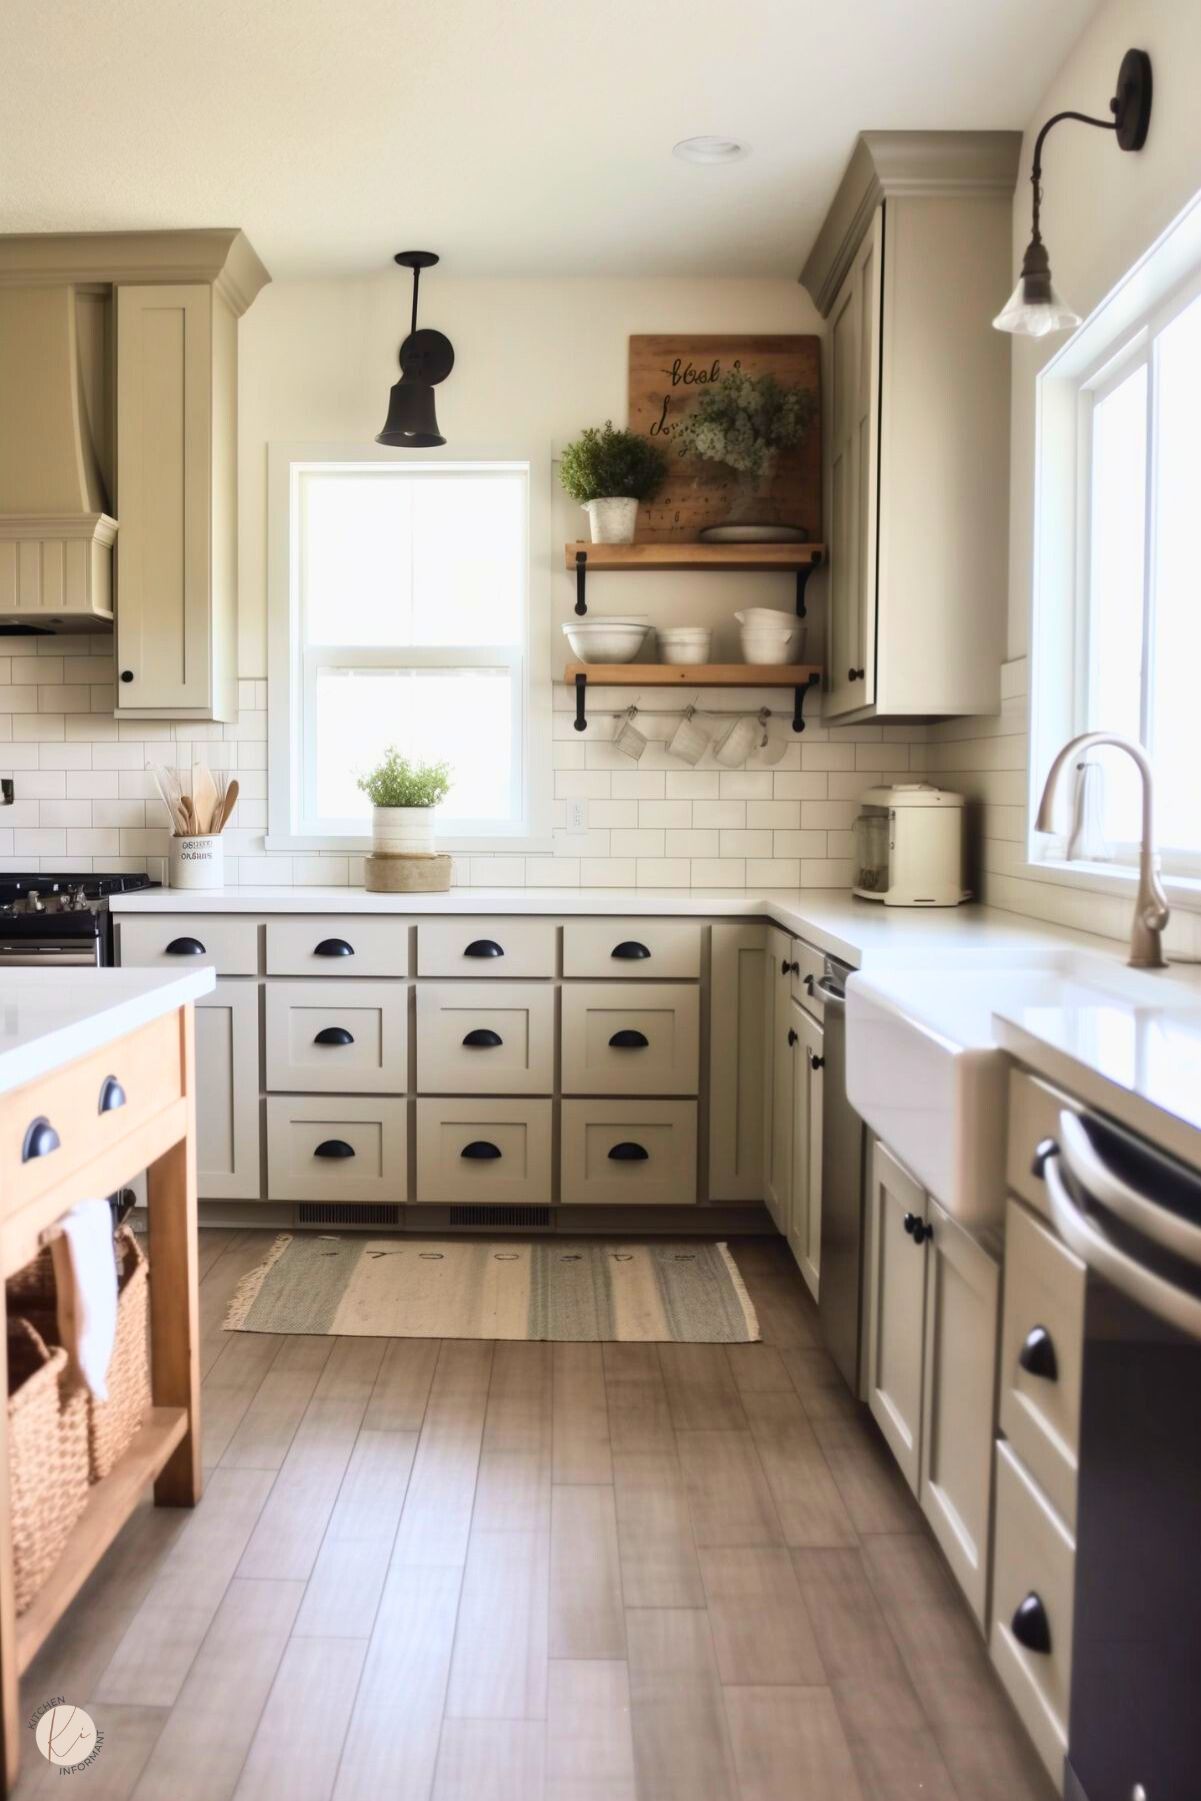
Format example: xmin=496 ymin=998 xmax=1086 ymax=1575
xmin=800 ymin=130 xmax=1022 ymax=317
xmin=0 ymin=228 xmax=270 ymax=317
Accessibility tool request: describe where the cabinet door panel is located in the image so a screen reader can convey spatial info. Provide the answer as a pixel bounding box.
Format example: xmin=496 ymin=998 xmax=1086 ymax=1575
xmin=708 ymin=923 xmax=766 ymax=1200
xmin=866 ymin=1140 xmax=925 ymax=1490
xmin=788 ymin=1005 xmax=824 ymax=1301
xmin=763 ymin=927 xmax=794 ymax=1230
xmin=195 ymin=981 xmax=261 ymax=1199
xmin=919 ymin=1198 xmax=1000 ymax=1622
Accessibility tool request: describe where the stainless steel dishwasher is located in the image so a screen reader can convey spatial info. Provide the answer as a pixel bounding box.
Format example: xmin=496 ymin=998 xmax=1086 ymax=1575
xmin=816 ymin=955 xmax=866 ymax=1393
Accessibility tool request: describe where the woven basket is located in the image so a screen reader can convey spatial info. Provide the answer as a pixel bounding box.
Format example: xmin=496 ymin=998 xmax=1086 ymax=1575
xmin=7 ymin=1317 xmax=89 ymax=1614
xmin=10 ymin=1226 xmax=151 ymax=1481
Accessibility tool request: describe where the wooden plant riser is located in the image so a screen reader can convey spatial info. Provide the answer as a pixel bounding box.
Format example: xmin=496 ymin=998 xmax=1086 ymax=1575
xmin=364 ymin=853 xmax=453 ymax=893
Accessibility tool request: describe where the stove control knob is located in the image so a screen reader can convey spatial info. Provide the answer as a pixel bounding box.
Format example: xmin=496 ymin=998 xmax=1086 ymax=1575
xmin=27 ymin=889 xmax=43 ymax=912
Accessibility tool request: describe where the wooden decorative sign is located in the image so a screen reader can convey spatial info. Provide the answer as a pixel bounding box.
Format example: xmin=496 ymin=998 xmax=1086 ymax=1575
xmin=628 ymin=334 xmax=821 ymax=542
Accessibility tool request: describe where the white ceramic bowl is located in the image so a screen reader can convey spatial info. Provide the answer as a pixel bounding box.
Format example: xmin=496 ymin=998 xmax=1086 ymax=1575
xmin=738 ymin=623 xmax=807 ymax=666
xmin=735 ymin=607 xmax=800 ymax=630
xmin=562 ymin=620 xmax=648 ymax=663
xmin=656 ymin=626 xmax=712 ymax=666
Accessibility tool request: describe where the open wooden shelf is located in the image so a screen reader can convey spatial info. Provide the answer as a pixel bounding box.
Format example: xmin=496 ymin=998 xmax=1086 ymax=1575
xmin=16 ymin=1404 xmax=188 ymax=1673
xmin=565 ymin=541 xmax=824 ymax=572
xmin=564 ymin=661 xmax=822 ymax=687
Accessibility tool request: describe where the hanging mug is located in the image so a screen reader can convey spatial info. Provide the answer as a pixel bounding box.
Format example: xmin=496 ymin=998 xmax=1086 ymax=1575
xmin=613 ymin=707 xmax=648 ymax=761
xmin=752 ymin=709 xmax=789 ymax=766
xmin=712 ymin=714 xmax=759 ymax=769
xmin=666 ymin=706 xmax=710 ymax=766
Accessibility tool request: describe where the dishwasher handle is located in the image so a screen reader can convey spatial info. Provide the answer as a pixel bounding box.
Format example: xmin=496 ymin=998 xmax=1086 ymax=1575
xmin=1056 ymin=1110 xmax=1201 ymax=1269
xmin=816 ymin=976 xmax=846 ymax=1008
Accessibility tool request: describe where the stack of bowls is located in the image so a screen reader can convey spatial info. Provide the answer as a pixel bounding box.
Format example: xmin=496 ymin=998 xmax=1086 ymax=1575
xmin=656 ymin=625 xmax=712 ymax=666
xmin=562 ymin=617 xmax=649 ymax=663
xmin=734 ymin=607 xmax=807 ymax=666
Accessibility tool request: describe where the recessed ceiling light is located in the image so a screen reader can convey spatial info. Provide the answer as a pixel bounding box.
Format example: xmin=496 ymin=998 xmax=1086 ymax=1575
xmin=672 ymin=136 xmax=748 ymax=165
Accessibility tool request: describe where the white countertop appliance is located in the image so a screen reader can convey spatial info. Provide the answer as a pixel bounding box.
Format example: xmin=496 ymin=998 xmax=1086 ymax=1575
xmin=853 ymin=784 xmax=968 ymax=907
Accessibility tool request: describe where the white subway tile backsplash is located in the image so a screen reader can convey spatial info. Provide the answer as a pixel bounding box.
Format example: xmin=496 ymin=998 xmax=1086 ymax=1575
xmin=67 ymin=771 xmax=119 ymax=799
xmin=587 ymin=800 xmax=639 ymax=829
xmin=773 ymin=831 xmax=829 ymax=858
xmin=746 ymin=860 xmax=801 ymax=887
xmin=688 ymin=858 xmax=746 ymax=887
xmin=772 ymin=772 xmax=827 ymax=800
xmin=39 ymin=800 xmax=93 ymax=827
xmin=746 ymin=801 xmax=801 ymax=830
xmin=664 ymin=771 xmax=719 ymax=799
xmin=717 ymin=772 xmax=772 ymax=799
xmin=579 ymin=857 xmax=637 ymax=886
xmin=692 ymin=800 xmax=745 ymax=829
xmin=611 ymin=771 xmax=666 ymax=801
xmin=635 ymin=859 xmax=690 ymax=887
xmin=800 ymin=743 xmax=854 ymax=771
xmin=637 ymin=800 xmax=692 ymax=828
xmin=719 ymin=830 xmax=773 ymax=858
xmin=662 ymin=829 xmax=720 ymax=858
xmin=609 ymin=828 xmax=665 ymax=858
xmin=554 ymin=770 xmax=611 ymax=799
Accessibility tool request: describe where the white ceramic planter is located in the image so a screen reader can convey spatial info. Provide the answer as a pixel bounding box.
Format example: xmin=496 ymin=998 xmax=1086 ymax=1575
xmin=584 ymin=496 xmax=639 ymax=544
xmin=169 ymin=835 xmax=224 ymax=889
xmin=372 ymin=806 xmax=436 ymax=856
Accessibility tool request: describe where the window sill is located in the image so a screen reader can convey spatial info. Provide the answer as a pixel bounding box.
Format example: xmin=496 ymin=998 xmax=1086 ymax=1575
xmin=264 ymin=832 xmax=557 ymax=857
xmin=1020 ymin=854 xmax=1201 ymax=913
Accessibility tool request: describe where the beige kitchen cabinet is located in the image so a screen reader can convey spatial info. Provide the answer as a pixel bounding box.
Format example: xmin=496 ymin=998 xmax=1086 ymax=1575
xmin=802 ymin=132 xmax=1019 ymax=721
xmin=788 ymin=1001 xmax=824 ymax=1301
xmin=194 ymin=980 xmax=262 ymax=1199
xmin=763 ymin=926 xmax=795 ymax=1231
xmin=919 ymin=1195 xmax=1000 ymax=1621
xmin=707 ymin=923 xmax=767 ymax=1201
xmin=560 ymin=982 xmax=698 ymax=1097
xmin=865 ymin=1139 xmax=928 ymax=1490
xmin=115 ymin=282 xmax=241 ymax=720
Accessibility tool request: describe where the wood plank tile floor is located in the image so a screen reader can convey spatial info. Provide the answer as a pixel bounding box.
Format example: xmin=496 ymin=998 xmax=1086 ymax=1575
xmin=13 ymin=1231 xmax=1056 ymax=1801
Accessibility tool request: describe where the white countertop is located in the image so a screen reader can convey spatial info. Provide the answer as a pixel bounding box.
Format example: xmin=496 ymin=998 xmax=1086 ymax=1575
xmin=0 ymin=967 xmax=216 ymax=1098
xmin=110 ymin=884 xmax=1100 ymax=971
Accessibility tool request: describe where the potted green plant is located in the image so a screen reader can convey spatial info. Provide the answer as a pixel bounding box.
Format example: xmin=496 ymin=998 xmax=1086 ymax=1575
xmin=672 ymin=370 xmax=817 ymax=540
xmin=559 ymin=421 xmax=668 ymax=543
xmin=356 ymin=748 xmax=452 ymax=856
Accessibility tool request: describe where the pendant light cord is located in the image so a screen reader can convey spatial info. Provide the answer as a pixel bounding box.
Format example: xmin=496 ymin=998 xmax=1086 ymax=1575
xmin=410 ymin=265 xmax=421 ymax=337
xmin=1029 ymin=109 xmax=1116 ymax=244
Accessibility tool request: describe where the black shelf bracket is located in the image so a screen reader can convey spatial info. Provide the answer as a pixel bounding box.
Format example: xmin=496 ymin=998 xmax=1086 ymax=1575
xmin=792 ymin=671 xmax=820 ymax=734
xmin=575 ymin=550 xmax=588 ymax=615
xmin=795 ymin=551 xmax=823 ymax=619
xmin=574 ymin=671 xmax=588 ymax=732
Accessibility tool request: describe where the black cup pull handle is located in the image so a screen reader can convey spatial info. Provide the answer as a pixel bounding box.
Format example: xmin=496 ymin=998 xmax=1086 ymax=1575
xmin=461 ymin=1140 xmax=502 ymax=1160
xmin=314 ymin=1027 xmax=355 ymax=1047
xmin=611 ymin=941 xmax=651 ymax=960
xmin=314 ymin=937 xmax=354 ymax=957
xmin=21 ymin=1117 xmax=61 ymax=1163
xmin=608 ymin=1142 xmax=649 ymax=1161
xmin=464 ymin=939 xmax=504 ymax=958
xmin=462 ymin=1028 xmax=503 ymax=1048
xmin=314 ymin=1139 xmax=355 ymax=1159
xmin=609 ymin=1029 xmax=649 ymax=1049
xmin=1011 ymin=1592 xmax=1052 ymax=1655
xmin=1018 ymin=1325 xmax=1059 ymax=1381
xmin=98 ymin=1076 xmax=127 ymax=1113
xmin=803 ymin=972 xmax=816 ymax=994
xmin=165 ymin=935 xmax=206 ymax=956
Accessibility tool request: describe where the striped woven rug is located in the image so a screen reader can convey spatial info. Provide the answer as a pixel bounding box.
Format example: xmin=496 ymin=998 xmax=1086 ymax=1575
xmin=225 ymin=1234 xmax=759 ymax=1343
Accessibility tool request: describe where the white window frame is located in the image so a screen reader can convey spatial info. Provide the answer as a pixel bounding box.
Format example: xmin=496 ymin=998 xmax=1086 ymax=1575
xmin=1027 ymin=186 xmax=1201 ymax=911
xmin=267 ymin=442 xmax=554 ymax=853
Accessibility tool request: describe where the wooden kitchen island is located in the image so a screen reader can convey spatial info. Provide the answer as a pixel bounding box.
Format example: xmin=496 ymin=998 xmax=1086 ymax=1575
xmin=0 ymin=966 xmax=214 ymax=1790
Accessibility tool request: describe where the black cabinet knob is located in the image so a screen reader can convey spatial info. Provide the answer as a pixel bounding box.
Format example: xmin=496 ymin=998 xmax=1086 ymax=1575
xmin=314 ymin=938 xmax=354 ymax=957
xmin=464 ymin=939 xmax=503 ymax=958
xmin=165 ymin=935 xmax=206 ymax=956
xmin=608 ymin=1029 xmax=649 ymax=1049
xmin=848 ymin=667 xmax=865 ymax=681
xmin=912 ymin=1219 xmax=934 ymax=1246
xmin=462 ymin=1028 xmax=503 ymax=1048
xmin=781 ymin=957 xmax=792 ymax=976
xmin=21 ymin=1117 xmax=61 ymax=1163
xmin=461 ymin=1140 xmax=502 ymax=1160
xmin=1018 ymin=1325 xmax=1058 ymax=1381
xmin=787 ymin=1027 xmax=799 ymax=1047
xmin=608 ymin=1142 xmax=649 ymax=1161
xmin=611 ymin=941 xmax=651 ymax=960
xmin=313 ymin=1139 xmax=355 ymax=1159
xmin=809 ymin=1053 xmax=825 ymax=1071
xmin=120 ymin=670 xmax=134 ymax=683
xmin=903 ymin=1212 xmax=918 ymax=1235
xmin=803 ymin=973 xmax=816 ymax=994
xmin=98 ymin=1076 xmax=126 ymax=1113
xmin=1011 ymin=1592 xmax=1052 ymax=1655
xmin=314 ymin=1027 xmax=355 ymax=1047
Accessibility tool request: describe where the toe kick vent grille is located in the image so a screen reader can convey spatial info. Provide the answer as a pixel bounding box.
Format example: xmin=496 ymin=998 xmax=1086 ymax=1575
xmin=296 ymin=1202 xmax=402 ymax=1229
xmin=448 ymin=1204 xmax=553 ymax=1229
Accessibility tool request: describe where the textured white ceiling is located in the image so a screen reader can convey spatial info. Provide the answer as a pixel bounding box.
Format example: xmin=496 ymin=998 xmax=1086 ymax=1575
xmin=3 ymin=0 xmax=1099 ymax=279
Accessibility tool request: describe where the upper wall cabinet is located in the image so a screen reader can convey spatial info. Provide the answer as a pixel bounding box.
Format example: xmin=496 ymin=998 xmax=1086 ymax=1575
xmin=802 ymin=132 xmax=1020 ymax=722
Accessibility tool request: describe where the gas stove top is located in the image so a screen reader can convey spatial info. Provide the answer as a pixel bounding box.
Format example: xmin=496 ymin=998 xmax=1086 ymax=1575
xmin=0 ymin=872 xmax=160 ymax=912
xmin=0 ymin=872 xmax=160 ymax=965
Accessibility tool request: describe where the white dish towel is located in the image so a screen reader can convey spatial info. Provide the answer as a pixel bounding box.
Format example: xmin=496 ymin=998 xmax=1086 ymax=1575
xmin=49 ymin=1201 xmax=119 ymax=1401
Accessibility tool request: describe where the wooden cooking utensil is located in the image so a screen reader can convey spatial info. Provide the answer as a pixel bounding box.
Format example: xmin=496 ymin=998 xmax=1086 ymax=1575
xmin=192 ymin=763 xmax=219 ymax=836
xmin=216 ymin=778 xmax=240 ymax=832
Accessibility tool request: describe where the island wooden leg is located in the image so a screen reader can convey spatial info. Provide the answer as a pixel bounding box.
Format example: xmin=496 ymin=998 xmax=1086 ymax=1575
xmin=147 ymin=1007 xmax=201 ymax=1507
xmin=0 ymin=1290 xmax=21 ymax=1793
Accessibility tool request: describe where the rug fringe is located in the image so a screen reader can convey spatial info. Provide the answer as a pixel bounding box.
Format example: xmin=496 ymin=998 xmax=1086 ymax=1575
xmin=716 ymin=1241 xmax=761 ymax=1343
xmin=224 ymin=1232 xmax=293 ymax=1330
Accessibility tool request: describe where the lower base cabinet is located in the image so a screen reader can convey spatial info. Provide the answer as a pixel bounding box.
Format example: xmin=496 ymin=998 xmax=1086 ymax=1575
xmin=195 ymin=980 xmax=261 ymax=1199
xmin=561 ymin=1099 xmax=697 ymax=1206
xmin=788 ymin=1000 xmax=824 ymax=1302
xmin=265 ymin=1095 xmax=407 ymax=1202
xmin=416 ymin=1099 xmax=552 ymax=1203
xmin=866 ymin=1138 xmax=1000 ymax=1622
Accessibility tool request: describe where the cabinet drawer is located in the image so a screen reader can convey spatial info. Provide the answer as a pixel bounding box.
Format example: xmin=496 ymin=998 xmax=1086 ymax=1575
xmin=266 ymin=917 xmax=408 ymax=978
xmin=562 ymin=919 xmax=701 ymax=979
xmin=266 ymin=1095 xmax=407 ymax=1202
xmin=561 ymin=1100 xmax=697 ymax=1206
xmin=265 ymin=980 xmax=408 ymax=1095
xmin=999 ymin=1197 xmax=1084 ymax=1530
xmin=119 ymin=913 xmax=259 ymax=976
xmin=0 ymin=1012 xmax=183 ymax=1217
xmin=417 ymin=983 xmax=554 ymax=1094
xmin=417 ymin=919 xmax=556 ymax=977
xmin=416 ymin=1099 xmax=552 ymax=1203
xmin=791 ymin=940 xmax=826 ymax=1022
xmin=561 ymin=983 xmax=699 ymax=1096
xmin=1007 ymin=1070 xmax=1082 ymax=1224
xmin=990 ymin=1439 xmax=1075 ymax=1788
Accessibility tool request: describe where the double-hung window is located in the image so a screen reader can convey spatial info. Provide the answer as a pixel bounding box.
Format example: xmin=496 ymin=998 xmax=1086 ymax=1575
xmin=270 ymin=454 xmax=539 ymax=846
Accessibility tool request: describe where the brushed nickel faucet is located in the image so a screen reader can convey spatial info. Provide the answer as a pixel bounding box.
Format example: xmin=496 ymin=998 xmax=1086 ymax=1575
xmin=1035 ymin=732 xmax=1169 ymax=968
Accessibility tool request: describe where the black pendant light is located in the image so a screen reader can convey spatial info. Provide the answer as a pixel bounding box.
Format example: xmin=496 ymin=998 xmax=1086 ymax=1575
xmin=376 ymin=251 xmax=455 ymax=447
